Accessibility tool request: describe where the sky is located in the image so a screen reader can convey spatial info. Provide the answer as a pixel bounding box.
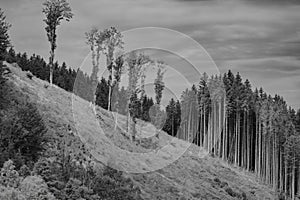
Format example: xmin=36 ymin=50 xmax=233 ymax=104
xmin=1 ymin=0 xmax=300 ymax=108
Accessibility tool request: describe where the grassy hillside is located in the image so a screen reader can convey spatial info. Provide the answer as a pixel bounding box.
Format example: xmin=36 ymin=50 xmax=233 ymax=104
xmin=6 ymin=62 xmax=278 ymax=200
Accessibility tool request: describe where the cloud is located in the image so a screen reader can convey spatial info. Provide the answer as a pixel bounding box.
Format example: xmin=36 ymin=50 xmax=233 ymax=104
xmin=221 ymin=56 xmax=300 ymax=76
xmin=2 ymin=0 xmax=300 ymax=107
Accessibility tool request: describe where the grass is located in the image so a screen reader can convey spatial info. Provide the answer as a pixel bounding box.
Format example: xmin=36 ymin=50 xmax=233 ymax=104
xmin=6 ymin=62 xmax=278 ymax=200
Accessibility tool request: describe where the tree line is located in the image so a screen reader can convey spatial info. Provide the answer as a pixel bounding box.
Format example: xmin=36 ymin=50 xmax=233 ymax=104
xmin=176 ymin=71 xmax=300 ymax=199
xmin=2 ymin=0 xmax=300 ymax=198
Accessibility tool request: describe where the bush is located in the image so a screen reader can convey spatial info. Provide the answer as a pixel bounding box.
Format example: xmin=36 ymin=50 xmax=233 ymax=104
xmin=0 ymin=185 xmax=25 ymax=200
xmin=19 ymin=165 xmax=30 ymax=177
xmin=0 ymin=62 xmax=10 ymax=109
xmin=0 ymin=91 xmax=47 ymax=168
xmin=220 ymin=181 xmax=228 ymax=188
xmin=241 ymin=191 xmax=247 ymax=200
xmin=19 ymin=176 xmax=56 ymax=200
xmin=92 ymin=166 xmax=142 ymax=200
xmin=225 ymin=187 xmax=238 ymax=197
xmin=213 ymin=177 xmax=221 ymax=184
xmin=0 ymin=160 xmax=20 ymax=188
xmin=0 ymin=160 xmax=55 ymax=200
xmin=0 ymin=61 xmax=10 ymax=84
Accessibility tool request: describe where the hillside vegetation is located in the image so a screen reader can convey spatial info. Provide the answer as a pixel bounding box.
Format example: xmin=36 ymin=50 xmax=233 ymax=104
xmin=4 ymin=63 xmax=278 ymax=199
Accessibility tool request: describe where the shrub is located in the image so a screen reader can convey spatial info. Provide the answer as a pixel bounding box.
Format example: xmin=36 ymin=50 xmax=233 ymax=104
xmin=220 ymin=181 xmax=228 ymax=188
xmin=0 ymin=160 xmax=56 ymax=200
xmin=0 ymin=185 xmax=25 ymax=200
xmin=92 ymin=166 xmax=142 ymax=200
xmin=241 ymin=191 xmax=247 ymax=200
xmin=19 ymin=176 xmax=56 ymax=200
xmin=225 ymin=187 xmax=238 ymax=197
xmin=0 ymin=97 xmax=47 ymax=168
xmin=0 ymin=160 xmax=20 ymax=188
xmin=0 ymin=61 xmax=10 ymax=85
xmin=19 ymin=165 xmax=30 ymax=177
xmin=213 ymin=177 xmax=221 ymax=184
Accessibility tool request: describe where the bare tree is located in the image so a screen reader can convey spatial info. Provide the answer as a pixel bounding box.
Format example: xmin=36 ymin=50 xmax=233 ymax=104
xmin=42 ymin=0 xmax=73 ymax=86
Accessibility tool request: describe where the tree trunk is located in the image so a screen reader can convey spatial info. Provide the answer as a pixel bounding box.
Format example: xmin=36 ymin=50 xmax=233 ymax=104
xmin=49 ymin=49 xmax=54 ymax=85
xmin=235 ymin=111 xmax=239 ymax=165
xmin=292 ymin=153 xmax=295 ymax=200
xmin=224 ymin=110 xmax=227 ymax=160
xmin=218 ymin=99 xmax=222 ymax=158
xmin=107 ymin=49 xmax=113 ymax=111
xmin=49 ymin=29 xmax=56 ymax=86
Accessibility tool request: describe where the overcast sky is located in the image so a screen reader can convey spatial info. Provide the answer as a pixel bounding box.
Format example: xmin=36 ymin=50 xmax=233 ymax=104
xmin=1 ymin=0 xmax=300 ymax=108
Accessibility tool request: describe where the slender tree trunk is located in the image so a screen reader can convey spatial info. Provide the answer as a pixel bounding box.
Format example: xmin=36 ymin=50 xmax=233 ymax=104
xmin=258 ymin=117 xmax=262 ymax=178
xmin=208 ymin=111 xmax=212 ymax=153
xmin=292 ymin=154 xmax=295 ymax=200
xmin=107 ymin=49 xmax=113 ymax=111
xmin=285 ymin=149 xmax=288 ymax=196
xmin=280 ymin=149 xmax=284 ymax=192
xmin=218 ymin=100 xmax=222 ymax=158
xmin=255 ymin=113 xmax=258 ymax=174
xmin=49 ymin=29 xmax=56 ymax=86
xmin=204 ymin=106 xmax=207 ymax=150
xmin=235 ymin=111 xmax=238 ymax=165
xmin=297 ymin=163 xmax=300 ymax=199
xmin=49 ymin=48 xmax=54 ymax=85
xmin=273 ymin=132 xmax=277 ymax=190
xmin=243 ymin=110 xmax=246 ymax=168
xmin=224 ymin=110 xmax=227 ymax=160
xmin=200 ymin=107 xmax=203 ymax=146
xmin=247 ymin=110 xmax=251 ymax=170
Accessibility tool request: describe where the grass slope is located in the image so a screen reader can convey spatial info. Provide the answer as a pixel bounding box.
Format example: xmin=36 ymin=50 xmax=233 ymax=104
xmin=6 ymin=63 xmax=278 ymax=200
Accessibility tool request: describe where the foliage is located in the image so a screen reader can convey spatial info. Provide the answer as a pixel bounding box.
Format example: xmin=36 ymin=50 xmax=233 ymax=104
xmin=19 ymin=165 xmax=30 ymax=177
xmin=0 ymin=160 xmax=55 ymax=200
xmin=140 ymin=95 xmax=154 ymax=121
xmin=91 ymin=166 xmax=142 ymax=200
xmin=163 ymin=98 xmax=181 ymax=136
xmin=19 ymin=176 xmax=56 ymax=200
xmin=73 ymin=69 xmax=94 ymax=101
xmin=154 ymin=62 xmax=165 ymax=105
xmin=7 ymin=51 xmax=77 ymax=92
xmin=85 ymin=27 xmax=107 ymax=105
xmin=42 ymin=0 xmax=73 ymax=85
xmin=0 ymin=61 xmax=10 ymax=106
xmin=95 ymin=77 xmax=109 ymax=109
xmin=126 ymin=52 xmax=147 ymax=139
xmin=0 ymin=8 xmax=11 ymax=99
xmin=63 ymin=178 xmax=99 ymax=200
xmin=42 ymin=0 xmax=73 ymax=46
xmin=0 ymin=160 xmax=21 ymax=188
xmin=102 ymin=27 xmax=124 ymax=111
xmin=0 ymin=8 xmax=11 ymax=60
xmin=0 ymin=86 xmax=47 ymax=168
xmin=176 ymin=70 xmax=300 ymax=199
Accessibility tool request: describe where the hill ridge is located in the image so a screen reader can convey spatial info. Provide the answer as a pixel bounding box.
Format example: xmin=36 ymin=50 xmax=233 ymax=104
xmin=6 ymin=62 xmax=277 ymax=200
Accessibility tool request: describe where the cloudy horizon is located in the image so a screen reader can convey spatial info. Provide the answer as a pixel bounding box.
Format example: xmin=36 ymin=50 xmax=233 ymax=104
xmin=1 ymin=0 xmax=300 ymax=108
